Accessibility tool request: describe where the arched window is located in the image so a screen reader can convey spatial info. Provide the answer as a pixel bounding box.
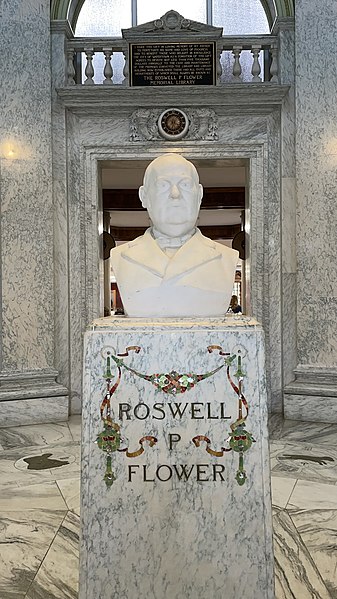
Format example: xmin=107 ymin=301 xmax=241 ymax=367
xmin=137 ymin=1 xmax=206 ymax=25
xmin=213 ymin=0 xmax=269 ymax=34
xmin=75 ymin=0 xmax=270 ymax=84
xmin=75 ymin=0 xmax=270 ymax=35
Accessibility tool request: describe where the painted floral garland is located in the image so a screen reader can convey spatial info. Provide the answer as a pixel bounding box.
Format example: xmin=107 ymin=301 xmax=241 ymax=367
xmin=96 ymin=345 xmax=255 ymax=487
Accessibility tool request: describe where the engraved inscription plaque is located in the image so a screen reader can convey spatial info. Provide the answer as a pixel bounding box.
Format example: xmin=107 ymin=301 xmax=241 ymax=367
xmin=130 ymin=42 xmax=215 ymax=86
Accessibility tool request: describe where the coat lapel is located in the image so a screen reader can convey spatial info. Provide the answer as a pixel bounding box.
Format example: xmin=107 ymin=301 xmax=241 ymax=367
xmin=120 ymin=229 xmax=169 ymax=278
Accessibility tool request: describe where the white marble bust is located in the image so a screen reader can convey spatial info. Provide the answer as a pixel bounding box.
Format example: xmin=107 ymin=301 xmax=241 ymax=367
xmin=110 ymin=154 xmax=239 ymax=317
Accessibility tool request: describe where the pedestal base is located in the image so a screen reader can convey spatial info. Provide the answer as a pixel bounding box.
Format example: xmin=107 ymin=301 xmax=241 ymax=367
xmin=80 ymin=316 xmax=274 ymax=599
xmin=0 ymin=370 xmax=69 ymax=427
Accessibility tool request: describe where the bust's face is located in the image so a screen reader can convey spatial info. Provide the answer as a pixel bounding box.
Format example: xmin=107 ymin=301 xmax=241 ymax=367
xmin=139 ymin=155 xmax=203 ymax=238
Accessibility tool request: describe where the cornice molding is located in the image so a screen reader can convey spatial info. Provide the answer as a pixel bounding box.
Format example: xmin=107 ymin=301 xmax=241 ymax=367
xmin=56 ymin=84 xmax=290 ymax=115
xmin=271 ymin=16 xmax=295 ymax=34
xmin=50 ymin=19 xmax=75 ymax=38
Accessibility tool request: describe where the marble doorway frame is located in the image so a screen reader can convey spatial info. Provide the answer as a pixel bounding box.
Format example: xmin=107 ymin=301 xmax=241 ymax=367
xmin=68 ymin=138 xmax=281 ymax=414
xmin=83 ymin=144 xmax=266 ymax=323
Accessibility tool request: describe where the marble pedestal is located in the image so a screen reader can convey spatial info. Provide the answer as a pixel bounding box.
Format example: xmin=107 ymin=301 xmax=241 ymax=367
xmin=80 ymin=316 xmax=274 ymax=599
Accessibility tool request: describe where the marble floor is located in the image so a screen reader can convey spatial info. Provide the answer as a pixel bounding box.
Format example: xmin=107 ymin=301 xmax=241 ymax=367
xmin=0 ymin=414 xmax=336 ymax=598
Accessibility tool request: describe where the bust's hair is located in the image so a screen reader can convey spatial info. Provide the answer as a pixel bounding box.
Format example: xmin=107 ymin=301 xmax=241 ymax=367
xmin=143 ymin=154 xmax=199 ymax=188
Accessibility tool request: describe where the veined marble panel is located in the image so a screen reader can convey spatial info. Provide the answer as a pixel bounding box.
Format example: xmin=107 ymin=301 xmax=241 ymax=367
xmin=281 ymin=178 xmax=296 ymax=274
xmin=284 ymin=393 xmax=337 ymax=424
xmin=51 ymin=29 xmax=71 ymax=405
xmin=67 ymin=112 xmax=84 ymax=415
xmin=0 ymin=422 xmax=73 ymax=450
xmin=80 ymin=318 xmax=274 ymax=599
xmin=270 ymin=441 xmax=337 ymax=484
xmin=76 ymin=114 xmax=268 ymax=148
xmin=0 ymin=442 xmax=80 ymax=490
xmin=297 ymin=295 xmax=337 ymax=369
xmin=295 ymin=1 xmax=337 ymax=372
xmin=288 ymin=480 xmax=337 ymax=597
xmin=0 ymin=481 xmax=67 ymax=511
xmin=279 ymin=28 xmax=295 ymax=178
xmin=288 ymin=479 xmax=337 ymax=511
xmin=25 ymin=511 xmax=80 ymax=599
xmin=271 ymin=476 xmax=297 ymax=509
xmin=269 ymin=416 xmax=337 ymax=446
xmin=273 ymin=507 xmax=331 ymax=599
xmin=282 ymin=272 xmax=297 ymax=386
xmin=265 ymin=113 xmax=282 ymax=413
xmin=57 ymin=478 xmax=80 ymax=516
xmin=0 ymin=509 xmax=66 ymax=599
xmin=0 ymin=396 xmax=69 ymax=428
xmin=0 ymin=0 xmax=55 ymax=380
xmin=68 ymin=415 xmax=82 ymax=443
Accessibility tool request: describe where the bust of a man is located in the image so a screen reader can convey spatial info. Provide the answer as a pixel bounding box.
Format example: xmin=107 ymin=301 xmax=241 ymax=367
xmin=110 ymin=154 xmax=239 ymax=317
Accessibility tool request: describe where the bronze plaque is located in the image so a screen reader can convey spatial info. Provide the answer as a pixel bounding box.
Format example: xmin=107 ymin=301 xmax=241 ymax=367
xmin=130 ymin=42 xmax=215 ymax=86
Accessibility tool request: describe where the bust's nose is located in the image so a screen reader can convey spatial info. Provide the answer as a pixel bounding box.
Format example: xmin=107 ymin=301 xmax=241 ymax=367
xmin=170 ymin=183 xmax=180 ymax=199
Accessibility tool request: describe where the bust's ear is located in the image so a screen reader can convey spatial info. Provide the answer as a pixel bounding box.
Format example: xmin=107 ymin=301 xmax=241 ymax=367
xmin=198 ymin=183 xmax=203 ymax=207
xmin=139 ymin=185 xmax=147 ymax=208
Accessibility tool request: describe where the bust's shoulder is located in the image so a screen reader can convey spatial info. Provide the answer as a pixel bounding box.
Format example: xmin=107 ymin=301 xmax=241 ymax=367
xmin=111 ymin=232 xmax=149 ymax=257
xmin=197 ymin=231 xmax=239 ymax=259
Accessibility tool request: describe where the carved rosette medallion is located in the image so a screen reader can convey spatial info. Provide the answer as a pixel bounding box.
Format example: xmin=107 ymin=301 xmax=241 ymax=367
xmin=130 ymin=108 xmax=218 ymax=141
xmin=158 ymin=108 xmax=189 ymax=140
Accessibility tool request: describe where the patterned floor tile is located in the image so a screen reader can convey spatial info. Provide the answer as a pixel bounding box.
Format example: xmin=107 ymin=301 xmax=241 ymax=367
xmin=270 ymin=441 xmax=337 ymax=484
xmin=0 ymin=481 xmax=67 ymax=511
xmin=269 ymin=415 xmax=337 ymax=447
xmin=0 ymin=442 xmax=80 ymax=490
xmin=271 ymin=476 xmax=297 ymax=509
xmin=289 ymin=506 xmax=337 ymax=598
xmin=25 ymin=511 xmax=79 ymax=599
xmin=273 ymin=507 xmax=331 ymax=599
xmin=0 ymin=510 xmax=66 ymax=598
xmin=0 ymin=423 xmax=73 ymax=451
xmin=56 ymin=478 xmax=80 ymax=516
xmin=68 ymin=416 xmax=82 ymax=444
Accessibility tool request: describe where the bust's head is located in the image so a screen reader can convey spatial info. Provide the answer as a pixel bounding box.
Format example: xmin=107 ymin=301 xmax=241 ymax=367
xmin=139 ymin=154 xmax=203 ymax=238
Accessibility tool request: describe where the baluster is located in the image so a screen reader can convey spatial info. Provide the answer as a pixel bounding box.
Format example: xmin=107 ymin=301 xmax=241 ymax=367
xmin=84 ymin=48 xmax=95 ymax=85
xmin=103 ymin=48 xmax=113 ymax=85
xmin=251 ymin=45 xmax=262 ymax=82
xmin=270 ymin=44 xmax=279 ymax=83
xmin=232 ymin=46 xmax=242 ymax=83
xmin=216 ymin=45 xmax=222 ymax=84
xmin=67 ymin=49 xmax=76 ymax=85
xmin=122 ymin=50 xmax=128 ymax=86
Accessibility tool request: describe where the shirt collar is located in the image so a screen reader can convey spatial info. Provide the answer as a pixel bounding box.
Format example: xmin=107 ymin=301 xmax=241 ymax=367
xmin=151 ymin=227 xmax=196 ymax=249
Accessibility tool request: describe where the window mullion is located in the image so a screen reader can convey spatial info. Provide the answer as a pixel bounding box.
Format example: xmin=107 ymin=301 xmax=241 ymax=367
xmin=207 ymin=0 xmax=212 ymax=24
xmin=132 ymin=0 xmax=137 ymax=26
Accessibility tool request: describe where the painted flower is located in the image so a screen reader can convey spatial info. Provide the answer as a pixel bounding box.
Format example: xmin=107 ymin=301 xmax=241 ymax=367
xmin=179 ymin=374 xmax=194 ymax=387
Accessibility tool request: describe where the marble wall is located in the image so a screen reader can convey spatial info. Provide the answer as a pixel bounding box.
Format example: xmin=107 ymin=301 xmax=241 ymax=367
xmin=0 ymin=0 xmax=68 ymax=425
xmin=284 ymin=1 xmax=337 ymax=419
xmin=62 ymin=106 xmax=284 ymax=413
xmin=295 ymin=0 xmax=337 ymax=367
xmin=5 ymin=3 xmax=336 ymax=424
xmin=276 ymin=20 xmax=297 ymax=390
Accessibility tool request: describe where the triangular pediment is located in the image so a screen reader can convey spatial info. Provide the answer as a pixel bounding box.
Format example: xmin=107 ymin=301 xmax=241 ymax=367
xmin=122 ymin=10 xmax=223 ymax=40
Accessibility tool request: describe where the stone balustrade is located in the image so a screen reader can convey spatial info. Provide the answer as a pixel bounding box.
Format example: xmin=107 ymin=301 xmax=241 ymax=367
xmin=66 ymin=35 xmax=279 ymax=86
xmin=218 ymin=35 xmax=278 ymax=83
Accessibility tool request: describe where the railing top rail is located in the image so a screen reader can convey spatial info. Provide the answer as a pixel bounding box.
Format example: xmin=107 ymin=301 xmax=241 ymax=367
xmin=69 ymin=37 xmax=128 ymax=50
xmin=68 ymin=34 xmax=277 ymax=51
xmin=219 ymin=34 xmax=277 ymax=47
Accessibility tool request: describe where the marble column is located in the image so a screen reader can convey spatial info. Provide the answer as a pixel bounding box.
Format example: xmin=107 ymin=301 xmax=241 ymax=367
xmin=0 ymin=0 xmax=68 ymax=425
xmin=272 ymin=19 xmax=297 ymax=400
xmin=284 ymin=0 xmax=337 ymax=421
xmin=51 ymin=20 xmax=76 ymax=412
